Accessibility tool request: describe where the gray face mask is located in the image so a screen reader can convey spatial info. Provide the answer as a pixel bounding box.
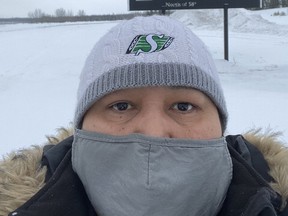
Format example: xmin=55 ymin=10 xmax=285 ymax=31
xmin=72 ymin=129 xmax=232 ymax=216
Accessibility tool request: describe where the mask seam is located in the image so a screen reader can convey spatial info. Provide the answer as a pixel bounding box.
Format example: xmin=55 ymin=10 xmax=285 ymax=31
xmin=71 ymin=136 xmax=78 ymax=172
xmin=224 ymin=142 xmax=233 ymax=181
xmin=75 ymin=132 xmax=225 ymax=148
xmin=147 ymin=144 xmax=152 ymax=186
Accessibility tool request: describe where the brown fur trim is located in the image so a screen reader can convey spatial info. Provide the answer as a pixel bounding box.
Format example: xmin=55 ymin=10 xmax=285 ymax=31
xmin=0 ymin=126 xmax=74 ymax=216
xmin=244 ymin=129 xmax=288 ymax=210
xmin=0 ymin=146 xmax=46 ymax=216
xmin=46 ymin=126 xmax=74 ymax=144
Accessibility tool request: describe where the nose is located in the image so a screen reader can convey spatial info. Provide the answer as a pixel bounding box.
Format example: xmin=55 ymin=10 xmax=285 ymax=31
xmin=132 ymin=109 xmax=174 ymax=138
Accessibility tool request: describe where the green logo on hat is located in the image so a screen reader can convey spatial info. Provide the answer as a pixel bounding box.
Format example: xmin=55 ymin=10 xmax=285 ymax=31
xmin=126 ymin=34 xmax=174 ymax=56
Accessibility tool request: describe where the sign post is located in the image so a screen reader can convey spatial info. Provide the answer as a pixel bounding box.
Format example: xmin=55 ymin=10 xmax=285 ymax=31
xmin=129 ymin=0 xmax=261 ymax=61
xmin=224 ymin=3 xmax=229 ymax=60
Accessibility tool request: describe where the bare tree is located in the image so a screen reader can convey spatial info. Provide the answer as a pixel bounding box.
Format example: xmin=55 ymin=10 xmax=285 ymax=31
xmin=77 ymin=10 xmax=86 ymax=17
xmin=55 ymin=8 xmax=66 ymax=17
xmin=67 ymin=10 xmax=74 ymax=17
xmin=28 ymin=9 xmax=45 ymax=18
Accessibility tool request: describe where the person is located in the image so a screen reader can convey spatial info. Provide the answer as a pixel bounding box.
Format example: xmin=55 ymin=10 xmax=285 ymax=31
xmin=0 ymin=15 xmax=288 ymax=216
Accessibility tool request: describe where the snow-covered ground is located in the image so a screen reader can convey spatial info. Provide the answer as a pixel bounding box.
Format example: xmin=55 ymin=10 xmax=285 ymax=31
xmin=0 ymin=8 xmax=287 ymax=156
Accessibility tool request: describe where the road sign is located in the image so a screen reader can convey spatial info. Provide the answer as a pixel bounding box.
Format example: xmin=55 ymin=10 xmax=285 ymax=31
xmin=129 ymin=0 xmax=261 ymax=11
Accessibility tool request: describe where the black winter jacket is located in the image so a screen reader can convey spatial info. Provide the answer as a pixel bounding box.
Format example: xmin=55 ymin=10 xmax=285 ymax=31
xmin=7 ymin=135 xmax=288 ymax=216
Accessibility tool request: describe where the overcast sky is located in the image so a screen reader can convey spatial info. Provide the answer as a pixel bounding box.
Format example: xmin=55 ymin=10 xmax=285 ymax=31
xmin=0 ymin=0 xmax=130 ymax=18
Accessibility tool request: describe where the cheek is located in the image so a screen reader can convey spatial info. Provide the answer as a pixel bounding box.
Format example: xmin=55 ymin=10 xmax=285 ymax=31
xmin=202 ymin=124 xmax=222 ymax=139
xmin=184 ymin=125 xmax=221 ymax=139
xmin=82 ymin=112 xmax=108 ymax=132
xmin=82 ymin=117 xmax=98 ymax=131
xmin=82 ymin=114 xmax=130 ymax=135
xmin=197 ymin=106 xmax=223 ymax=139
xmin=202 ymin=118 xmax=222 ymax=139
xmin=83 ymin=118 xmax=115 ymax=134
xmin=183 ymin=117 xmax=222 ymax=139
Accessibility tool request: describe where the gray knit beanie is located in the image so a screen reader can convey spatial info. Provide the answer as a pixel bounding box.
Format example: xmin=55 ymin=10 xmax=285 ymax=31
xmin=75 ymin=15 xmax=228 ymax=130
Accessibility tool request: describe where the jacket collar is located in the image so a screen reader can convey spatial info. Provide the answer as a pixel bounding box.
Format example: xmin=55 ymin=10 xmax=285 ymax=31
xmin=1 ymin=128 xmax=287 ymax=215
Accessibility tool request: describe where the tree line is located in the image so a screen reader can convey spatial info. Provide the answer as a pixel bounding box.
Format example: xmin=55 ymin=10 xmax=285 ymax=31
xmin=263 ymin=0 xmax=288 ymax=8
xmin=0 ymin=8 xmax=167 ymax=24
xmin=27 ymin=8 xmax=87 ymax=18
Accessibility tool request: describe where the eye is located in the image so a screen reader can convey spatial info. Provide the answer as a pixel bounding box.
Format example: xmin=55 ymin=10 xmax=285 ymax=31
xmin=172 ymin=102 xmax=194 ymax=112
xmin=111 ymin=102 xmax=132 ymax=111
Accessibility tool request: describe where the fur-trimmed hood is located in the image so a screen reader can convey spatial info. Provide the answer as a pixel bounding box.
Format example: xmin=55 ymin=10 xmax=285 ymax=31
xmin=0 ymin=128 xmax=287 ymax=216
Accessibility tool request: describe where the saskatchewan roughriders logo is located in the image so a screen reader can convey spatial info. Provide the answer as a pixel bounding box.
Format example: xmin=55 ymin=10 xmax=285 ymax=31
xmin=126 ymin=34 xmax=174 ymax=56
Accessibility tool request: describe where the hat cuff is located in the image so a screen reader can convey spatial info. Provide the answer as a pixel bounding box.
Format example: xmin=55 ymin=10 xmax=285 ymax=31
xmin=75 ymin=63 xmax=228 ymax=130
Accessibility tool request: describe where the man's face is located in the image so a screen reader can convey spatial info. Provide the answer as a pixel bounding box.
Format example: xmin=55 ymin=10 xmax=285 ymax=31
xmin=82 ymin=87 xmax=222 ymax=139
